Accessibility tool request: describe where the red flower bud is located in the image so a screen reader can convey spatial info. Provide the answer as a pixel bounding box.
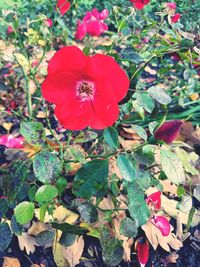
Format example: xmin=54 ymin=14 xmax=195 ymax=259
xmin=154 ymin=120 xmax=183 ymax=144
xmin=130 ymin=0 xmax=150 ymax=9
xmin=146 ymin=191 xmax=161 ymax=210
xmin=57 ymin=0 xmax=71 ymax=16
xmin=136 ymin=238 xmax=149 ymax=266
xmin=171 ymin=13 xmax=181 ymax=23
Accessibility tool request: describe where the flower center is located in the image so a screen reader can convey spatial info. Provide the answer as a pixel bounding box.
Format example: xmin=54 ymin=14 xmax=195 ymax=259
xmin=76 ymin=80 xmax=95 ymax=101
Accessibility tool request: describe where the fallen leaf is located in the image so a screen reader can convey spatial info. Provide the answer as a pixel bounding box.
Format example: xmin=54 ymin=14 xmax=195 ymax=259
xmin=31 ymin=264 xmax=46 ymax=267
xmin=17 ymin=232 xmax=37 ymax=254
xmin=2 ymin=257 xmax=21 ymax=267
xmin=53 ymin=231 xmax=70 ymax=267
xmin=142 ymin=221 xmax=183 ymax=252
xmin=166 ymin=252 xmax=179 ymax=264
xmin=62 ymin=236 xmax=84 ymax=267
xmin=28 ymin=221 xmax=49 ymax=236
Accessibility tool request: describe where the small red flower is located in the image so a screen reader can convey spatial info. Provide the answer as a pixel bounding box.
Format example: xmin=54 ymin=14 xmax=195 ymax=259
xmin=42 ymin=46 xmax=129 ymax=130
xmin=150 ymin=215 xmax=170 ymax=236
xmin=57 ymin=0 xmax=70 ymax=16
xmin=154 ymin=120 xmax=183 ymax=144
xmin=167 ymin=2 xmax=177 ymax=9
xmin=130 ymin=0 xmax=150 ymax=9
xmin=7 ymin=25 xmax=14 ymax=34
xmin=0 ymin=135 xmax=24 ymax=149
xmin=145 ymin=191 xmax=161 ymax=210
xmin=75 ymin=8 xmax=109 ymax=40
xmin=45 ymin=18 xmax=53 ymax=28
xmin=136 ymin=238 xmax=149 ymax=266
xmin=171 ymin=13 xmax=181 ymax=23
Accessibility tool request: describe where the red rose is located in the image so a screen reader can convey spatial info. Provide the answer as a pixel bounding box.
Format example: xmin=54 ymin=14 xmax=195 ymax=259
xmin=167 ymin=2 xmax=177 ymax=10
xmin=7 ymin=25 xmax=14 ymax=34
xmin=57 ymin=0 xmax=70 ymax=16
xmin=154 ymin=120 xmax=182 ymax=144
xmin=130 ymin=0 xmax=150 ymax=9
xmin=42 ymin=46 xmax=130 ymax=130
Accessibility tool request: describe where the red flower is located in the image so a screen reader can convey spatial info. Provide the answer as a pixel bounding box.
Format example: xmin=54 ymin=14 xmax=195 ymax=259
xmin=136 ymin=238 xmax=149 ymax=267
xmin=154 ymin=120 xmax=183 ymax=144
xmin=45 ymin=18 xmax=53 ymax=28
xmin=75 ymin=8 xmax=109 ymax=40
xmin=145 ymin=191 xmax=161 ymax=210
xmin=7 ymin=26 xmax=14 ymax=34
xmin=150 ymin=215 xmax=170 ymax=236
xmin=0 ymin=135 xmax=24 ymax=148
xmin=41 ymin=46 xmax=129 ymax=130
xmin=57 ymin=0 xmax=70 ymax=16
xmin=171 ymin=13 xmax=181 ymax=23
xmin=130 ymin=0 xmax=150 ymax=9
xmin=167 ymin=2 xmax=177 ymax=9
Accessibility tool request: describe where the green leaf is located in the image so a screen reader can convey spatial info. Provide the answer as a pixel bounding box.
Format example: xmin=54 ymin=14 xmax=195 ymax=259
xmin=28 ymin=185 xmax=37 ymax=202
xmin=33 ymin=151 xmax=62 ymax=183
xmin=128 ymin=187 xmax=150 ymax=226
xmin=100 ymin=227 xmax=124 ymax=266
xmin=0 ymin=160 xmax=30 ymax=200
xmin=148 ymin=86 xmax=172 ymax=105
xmin=121 ymin=48 xmax=144 ymax=63
xmin=56 ymin=177 xmax=67 ymax=195
xmin=117 ymin=155 xmax=136 ymax=182
xmin=20 ymin=121 xmax=45 ymax=146
xmin=0 ymin=197 xmax=8 ymax=218
xmin=132 ymin=124 xmax=147 ymax=141
xmin=14 ymin=201 xmax=35 ymax=225
xmin=73 ymin=160 xmax=109 ymax=199
xmin=51 ymin=222 xmax=87 ymax=235
xmin=0 ymin=0 xmax=21 ymax=9
xmin=174 ymin=147 xmax=199 ymax=175
xmin=160 ymin=150 xmax=185 ymax=185
xmin=103 ymin=127 xmax=119 ymax=149
xmin=11 ymin=215 xmax=23 ymax=235
xmin=59 ymin=232 xmax=76 ymax=247
xmin=120 ymin=217 xmax=138 ymax=237
xmin=35 ymin=230 xmax=55 ymax=246
xmin=136 ymin=91 xmax=155 ymax=113
xmin=35 ymin=185 xmax=58 ymax=203
xmin=77 ymin=203 xmax=98 ymax=224
xmin=0 ymin=222 xmax=12 ymax=252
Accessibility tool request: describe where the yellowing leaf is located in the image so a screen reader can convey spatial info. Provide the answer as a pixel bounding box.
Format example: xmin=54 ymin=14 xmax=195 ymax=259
xmin=2 ymin=257 xmax=21 ymax=267
xmin=17 ymin=232 xmax=36 ymax=255
xmin=53 ymin=231 xmax=69 ymax=267
xmin=14 ymin=53 xmax=29 ymax=71
xmin=53 ymin=206 xmax=79 ymax=224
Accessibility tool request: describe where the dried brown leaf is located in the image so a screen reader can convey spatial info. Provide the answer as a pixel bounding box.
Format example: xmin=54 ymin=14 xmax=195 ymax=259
xmin=2 ymin=257 xmax=21 ymax=267
xmin=142 ymin=221 xmax=183 ymax=252
xmin=28 ymin=221 xmax=49 ymax=236
xmin=17 ymin=232 xmax=37 ymax=255
xmin=62 ymin=236 xmax=84 ymax=267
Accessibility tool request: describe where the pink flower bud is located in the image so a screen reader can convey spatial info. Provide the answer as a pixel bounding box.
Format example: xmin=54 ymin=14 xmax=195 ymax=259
xmin=150 ymin=215 xmax=170 ymax=236
xmin=7 ymin=26 xmax=14 ymax=34
xmin=45 ymin=18 xmax=53 ymax=28
xmin=146 ymin=191 xmax=161 ymax=210
xmin=154 ymin=120 xmax=183 ymax=144
xmin=167 ymin=2 xmax=177 ymax=10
